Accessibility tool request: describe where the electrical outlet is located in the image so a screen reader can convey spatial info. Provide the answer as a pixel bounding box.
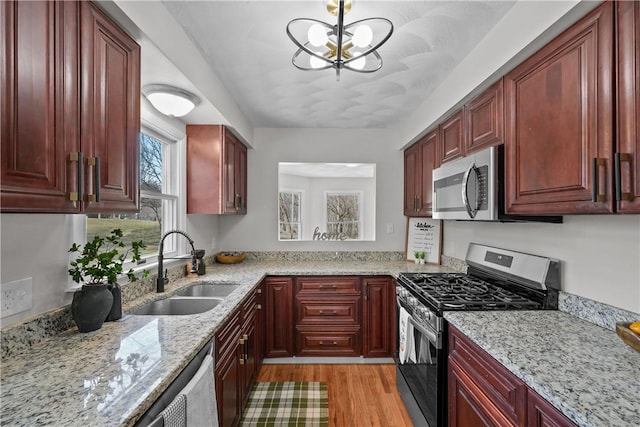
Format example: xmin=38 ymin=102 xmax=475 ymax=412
xmin=1 ymin=278 xmax=33 ymax=318
xmin=386 ymin=223 xmax=394 ymax=234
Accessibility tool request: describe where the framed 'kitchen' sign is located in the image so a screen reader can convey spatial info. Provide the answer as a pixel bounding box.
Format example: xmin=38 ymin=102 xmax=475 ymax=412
xmin=405 ymin=217 xmax=442 ymax=264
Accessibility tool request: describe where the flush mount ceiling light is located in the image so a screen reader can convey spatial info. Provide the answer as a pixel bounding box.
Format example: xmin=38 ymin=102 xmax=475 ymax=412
xmin=286 ymin=0 xmax=393 ymax=81
xmin=142 ymin=84 xmax=201 ymax=117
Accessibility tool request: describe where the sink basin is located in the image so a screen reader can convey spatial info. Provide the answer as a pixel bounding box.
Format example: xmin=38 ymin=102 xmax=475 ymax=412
xmin=175 ymin=283 xmax=241 ymax=298
xmin=129 ymin=297 xmax=223 ymax=315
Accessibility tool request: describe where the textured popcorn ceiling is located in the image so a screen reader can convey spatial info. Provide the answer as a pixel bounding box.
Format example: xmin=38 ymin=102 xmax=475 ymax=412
xmin=162 ymin=1 xmax=515 ymax=129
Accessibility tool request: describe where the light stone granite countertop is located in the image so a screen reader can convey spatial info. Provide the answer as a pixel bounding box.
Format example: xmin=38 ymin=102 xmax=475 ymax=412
xmin=0 ymin=259 xmax=449 ymax=427
xmin=445 ymin=311 xmax=640 ymax=427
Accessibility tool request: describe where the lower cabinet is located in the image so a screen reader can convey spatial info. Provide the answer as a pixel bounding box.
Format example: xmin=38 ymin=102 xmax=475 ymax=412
xmin=363 ymin=276 xmax=396 ymax=357
xmin=264 ymin=275 xmax=395 ymax=358
xmin=264 ymin=277 xmax=294 ymax=358
xmin=448 ymin=325 xmax=577 ymax=427
xmin=215 ymin=284 xmax=264 ymax=427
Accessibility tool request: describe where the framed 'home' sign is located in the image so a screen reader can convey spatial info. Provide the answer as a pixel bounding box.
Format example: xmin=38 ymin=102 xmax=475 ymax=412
xmin=405 ymin=217 xmax=442 ymax=264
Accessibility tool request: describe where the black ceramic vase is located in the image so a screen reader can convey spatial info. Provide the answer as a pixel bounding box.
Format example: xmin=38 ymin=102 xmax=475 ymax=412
xmin=105 ymin=282 xmax=122 ymax=322
xmin=71 ymin=284 xmax=113 ymax=333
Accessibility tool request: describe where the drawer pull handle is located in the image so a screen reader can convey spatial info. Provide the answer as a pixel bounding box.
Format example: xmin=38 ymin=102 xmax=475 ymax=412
xmin=319 ymin=310 xmax=337 ymax=315
xmin=319 ymin=341 xmax=338 ymax=346
xmin=319 ymin=285 xmax=337 ymax=290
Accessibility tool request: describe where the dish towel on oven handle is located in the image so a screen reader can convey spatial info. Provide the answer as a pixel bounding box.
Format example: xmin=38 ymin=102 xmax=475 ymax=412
xmin=398 ymin=306 xmax=416 ymax=364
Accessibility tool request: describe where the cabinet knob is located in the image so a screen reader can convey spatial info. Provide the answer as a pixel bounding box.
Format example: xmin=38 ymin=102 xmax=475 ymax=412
xmin=239 ymin=358 xmax=245 ymax=365
xmin=243 ymin=334 xmax=248 ymax=341
xmin=239 ymin=338 xmax=245 ymax=345
xmin=256 ymin=304 xmax=262 ymax=310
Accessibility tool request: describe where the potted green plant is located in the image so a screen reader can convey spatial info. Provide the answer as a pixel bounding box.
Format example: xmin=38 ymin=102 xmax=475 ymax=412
xmin=68 ymin=228 xmax=147 ymax=332
xmin=414 ymin=250 xmax=421 ymax=264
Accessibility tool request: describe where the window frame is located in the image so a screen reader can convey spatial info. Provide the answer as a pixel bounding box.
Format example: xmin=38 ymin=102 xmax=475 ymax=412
xmin=67 ymin=124 xmax=186 ymax=291
xmin=323 ymin=190 xmax=363 ymax=240
xmin=278 ymin=188 xmax=304 ymax=241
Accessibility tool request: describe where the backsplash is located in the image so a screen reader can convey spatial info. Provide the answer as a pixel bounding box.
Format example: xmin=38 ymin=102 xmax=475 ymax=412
xmin=559 ymin=292 xmax=639 ymax=331
xmin=246 ymin=251 xmax=406 ymax=262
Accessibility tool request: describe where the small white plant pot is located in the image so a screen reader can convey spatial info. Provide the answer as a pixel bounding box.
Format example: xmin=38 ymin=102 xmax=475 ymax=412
xmin=419 ymin=259 xmax=425 ymax=264
xmin=414 ymin=259 xmax=420 ymax=264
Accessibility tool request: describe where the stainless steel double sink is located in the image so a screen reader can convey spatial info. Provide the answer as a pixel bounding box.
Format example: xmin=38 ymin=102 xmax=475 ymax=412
xmin=129 ymin=282 xmax=241 ymax=316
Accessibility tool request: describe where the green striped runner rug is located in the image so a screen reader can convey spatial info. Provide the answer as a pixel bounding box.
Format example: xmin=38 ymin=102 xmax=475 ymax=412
xmin=239 ymin=382 xmax=329 ymax=427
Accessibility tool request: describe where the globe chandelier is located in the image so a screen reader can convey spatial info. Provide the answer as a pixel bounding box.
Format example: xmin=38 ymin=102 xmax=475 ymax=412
xmin=286 ymin=0 xmax=393 ymax=81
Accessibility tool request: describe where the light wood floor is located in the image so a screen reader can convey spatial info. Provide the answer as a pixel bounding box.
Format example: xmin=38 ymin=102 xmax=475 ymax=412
xmin=255 ymin=363 xmax=414 ymax=427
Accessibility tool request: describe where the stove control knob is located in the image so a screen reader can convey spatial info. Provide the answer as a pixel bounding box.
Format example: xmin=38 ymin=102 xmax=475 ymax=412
xmin=408 ymin=296 xmax=418 ymax=308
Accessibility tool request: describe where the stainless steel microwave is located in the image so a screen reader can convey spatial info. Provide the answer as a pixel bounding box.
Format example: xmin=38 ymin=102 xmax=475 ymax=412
xmin=432 ymin=146 xmax=562 ymax=223
xmin=433 ymin=146 xmax=497 ymax=221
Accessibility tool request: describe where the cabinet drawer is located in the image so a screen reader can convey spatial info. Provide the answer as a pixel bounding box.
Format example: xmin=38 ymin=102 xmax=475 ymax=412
xmin=295 ymin=276 xmax=360 ymax=295
xmin=215 ymin=309 xmax=242 ymax=366
xmin=449 ymin=326 xmax=526 ymax=426
xmin=295 ymin=327 xmax=361 ymax=356
xmin=295 ymin=296 xmax=360 ymax=325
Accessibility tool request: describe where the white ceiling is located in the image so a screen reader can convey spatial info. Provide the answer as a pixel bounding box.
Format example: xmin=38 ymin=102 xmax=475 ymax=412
xmin=154 ymin=0 xmax=516 ymax=130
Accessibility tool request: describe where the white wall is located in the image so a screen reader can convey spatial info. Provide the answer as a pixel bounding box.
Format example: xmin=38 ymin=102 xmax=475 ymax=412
xmin=443 ymin=216 xmax=640 ymax=313
xmin=217 ymin=128 xmax=405 ymax=251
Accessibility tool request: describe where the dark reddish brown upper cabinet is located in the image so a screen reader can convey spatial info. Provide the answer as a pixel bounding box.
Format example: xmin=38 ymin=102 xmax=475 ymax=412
xmin=505 ymin=2 xmax=614 ymax=215
xmin=439 ymin=110 xmax=464 ymax=164
xmin=404 ymin=130 xmax=439 ymax=217
xmin=1 ymin=1 xmax=79 ymax=213
xmin=362 ymin=277 xmax=395 ymax=358
xmin=1 ymin=0 xmax=140 ymax=213
xmin=80 ymin=1 xmax=140 ymax=213
xmin=264 ymin=277 xmax=293 ymax=358
xmin=616 ymin=0 xmax=640 ymax=213
xmin=186 ymin=125 xmax=247 ymax=215
xmin=464 ymin=79 xmax=505 ymax=155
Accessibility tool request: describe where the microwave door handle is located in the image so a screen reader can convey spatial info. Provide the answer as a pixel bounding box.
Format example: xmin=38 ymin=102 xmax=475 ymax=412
xmin=462 ymin=162 xmax=479 ymax=218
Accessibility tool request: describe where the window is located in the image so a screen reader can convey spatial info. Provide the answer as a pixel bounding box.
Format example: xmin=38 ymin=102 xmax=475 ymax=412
xmin=86 ymin=129 xmax=181 ymax=262
xmin=325 ymin=191 xmax=362 ymax=240
xmin=279 ymin=190 xmax=302 ymax=240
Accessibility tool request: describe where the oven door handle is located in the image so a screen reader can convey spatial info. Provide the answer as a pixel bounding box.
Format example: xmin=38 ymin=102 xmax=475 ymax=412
xmin=397 ymin=298 xmax=442 ymax=349
xmin=407 ymin=315 xmax=441 ymax=350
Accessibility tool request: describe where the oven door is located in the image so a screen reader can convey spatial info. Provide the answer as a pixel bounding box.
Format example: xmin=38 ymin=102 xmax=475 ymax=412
xmin=396 ymin=299 xmax=446 ymax=427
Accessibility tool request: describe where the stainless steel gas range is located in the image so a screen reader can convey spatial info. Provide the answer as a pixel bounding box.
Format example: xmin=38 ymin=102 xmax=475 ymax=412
xmin=395 ymin=243 xmax=561 ymax=427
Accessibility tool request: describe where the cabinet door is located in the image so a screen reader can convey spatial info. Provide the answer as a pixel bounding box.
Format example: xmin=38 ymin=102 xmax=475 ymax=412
xmin=216 ymin=347 xmax=242 ymax=427
xmin=80 ymin=1 xmax=140 ymax=213
xmin=241 ymin=309 xmax=258 ymax=406
xmin=616 ymin=0 xmax=640 ymax=213
xmin=465 ymin=79 xmax=504 ymax=154
xmin=1 ymin=1 xmax=80 ymax=213
xmin=403 ymin=143 xmax=420 ymax=216
xmin=505 ymin=2 xmax=614 ymax=214
xmin=418 ymin=130 xmax=439 ymax=216
xmin=223 ymin=128 xmax=237 ymax=214
xmin=235 ymin=141 xmax=248 ymax=214
xmin=527 ymin=389 xmax=576 ymax=427
xmin=215 ymin=310 xmax=242 ymax=427
xmin=264 ymin=277 xmax=293 ymax=358
xmin=439 ymin=110 xmax=464 ymax=164
xmin=362 ymin=277 xmax=395 ymax=357
xmin=448 ymin=358 xmax=513 ymax=427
